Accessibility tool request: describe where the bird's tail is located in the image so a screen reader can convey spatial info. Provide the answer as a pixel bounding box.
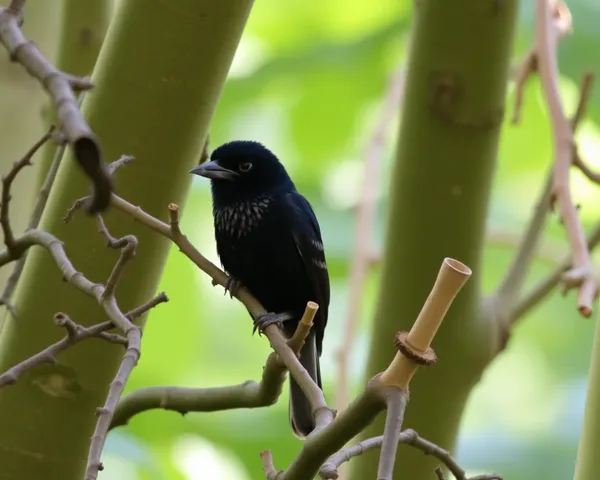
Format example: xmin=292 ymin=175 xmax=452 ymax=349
xmin=288 ymin=330 xmax=321 ymax=438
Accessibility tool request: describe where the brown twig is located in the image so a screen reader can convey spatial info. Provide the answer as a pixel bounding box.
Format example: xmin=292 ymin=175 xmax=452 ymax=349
xmin=511 ymin=0 xmax=572 ymax=124
xmin=319 ymin=429 xmax=502 ymax=480
xmin=335 ymin=67 xmax=405 ymax=416
xmin=534 ymin=0 xmax=597 ymax=317
xmin=0 ymin=127 xmax=55 ymax=252
xmin=376 ymin=388 xmax=409 ymax=480
xmin=0 ymin=128 xmax=68 ymax=316
xmin=436 ymin=466 xmax=447 ymax=480
xmin=0 ymin=1 xmax=113 ymax=213
xmin=111 ymin=347 xmax=287 ymax=429
xmin=110 ymin=301 xmax=316 ymax=429
xmin=509 ymin=221 xmax=600 ymax=323
xmin=287 ymin=301 xmax=318 ymax=355
xmin=0 ymin=294 xmax=166 ymax=388
xmin=0 ymin=313 xmax=124 ymax=387
xmin=571 ymin=73 xmax=600 ymax=184
xmin=85 ymin=221 xmax=142 ymax=480
xmin=261 ymin=451 xmax=281 ymax=480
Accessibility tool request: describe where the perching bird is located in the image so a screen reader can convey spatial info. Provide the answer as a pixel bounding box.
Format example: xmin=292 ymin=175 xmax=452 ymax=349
xmin=189 ymin=140 xmax=329 ymax=438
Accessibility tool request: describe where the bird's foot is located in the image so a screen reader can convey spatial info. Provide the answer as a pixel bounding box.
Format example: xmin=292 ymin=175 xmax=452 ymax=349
xmin=253 ymin=312 xmax=294 ymax=336
xmin=224 ymin=276 xmax=243 ymax=299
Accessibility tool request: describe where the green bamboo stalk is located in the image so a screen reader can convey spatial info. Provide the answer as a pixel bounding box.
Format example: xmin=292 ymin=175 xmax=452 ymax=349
xmin=348 ymin=2 xmax=519 ymax=479
xmin=0 ymin=1 xmax=253 ymax=479
xmin=573 ymin=302 xmax=600 ymax=480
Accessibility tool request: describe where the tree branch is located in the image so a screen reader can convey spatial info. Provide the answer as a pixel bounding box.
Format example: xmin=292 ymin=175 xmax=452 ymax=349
xmin=0 ymin=0 xmax=113 ymax=213
xmin=376 ymin=388 xmax=409 ymax=480
xmin=535 ymin=0 xmax=597 ymax=317
xmin=509 ymin=221 xmax=600 ymax=324
xmin=319 ymin=429 xmax=502 ymax=480
xmin=0 ymin=293 xmax=167 ymax=389
xmin=0 ymin=127 xmax=55 ymax=253
xmin=111 ymin=348 xmax=288 ymax=429
xmin=511 ymin=0 xmax=572 ymax=124
xmin=495 ymin=169 xmax=554 ymax=306
xmin=0 ymin=128 xmax=69 ymax=316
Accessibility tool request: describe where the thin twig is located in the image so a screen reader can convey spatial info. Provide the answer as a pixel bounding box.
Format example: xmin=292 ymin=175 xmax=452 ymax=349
xmin=0 ymin=313 xmax=124 ymax=388
xmin=85 ymin=222 xmax=142 ymax=480
xmin=511 ymin=0 xmax=572 ymax=124
xmin=0 ymin=293 xmax=167 ymax=388
xmin=509 ymin=221 xmax=600 ymax=324
xmin=535 ymin=0 xmax=597 ymax=317
xmin=571 ymin=73 xmax=599 ymax=183
xmin=0 ymin=129 xmax=68 ymax=316
xmin=0 ymin=127 xmax=55 ymax=252
xmin=0 ymin=2 xmax=113 ymax=213
xmin=496 ymin=170 xmax=554 ymax=305
xmin=335 ymin=67 xmax=405 ymax=415
xmin=320 ymin=429 xmax=502 ymax=480
xmin=111 ymin=348 xmax=287 ymax=429
xmin=570 ymin=72 xmax=595 ymax=131
xmin=261 ymin=451 xmax=281 ymax=480
xmin=436 ymin=466 xmax=447 ymax=480
xmin=287 ymin=301 xmax=318 ymax=355
xmin=376 ymin=388 xmax=409 ymax=480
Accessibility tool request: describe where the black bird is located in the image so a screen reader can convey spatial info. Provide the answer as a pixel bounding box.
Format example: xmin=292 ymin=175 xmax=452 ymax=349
xmin=189 ymin=140 xmax=330 ymax=438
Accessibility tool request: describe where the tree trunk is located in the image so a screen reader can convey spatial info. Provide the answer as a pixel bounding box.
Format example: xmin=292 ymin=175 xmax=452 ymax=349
xmin=0 ymin=1 xmax=253 ymax=479
xmin=348 ymin=2 xmax=519 ymax=479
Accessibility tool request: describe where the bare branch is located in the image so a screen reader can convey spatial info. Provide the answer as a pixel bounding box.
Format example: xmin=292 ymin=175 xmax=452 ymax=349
xmin=570 ymin=72 xmax=594 ymax=131
xmin=320 ymin=429 xmax=502 ymax=480
xmin=495 ymin=170 xmax=553 ymax=305
xmin=509 ymin=221 xmax=600 ymax=323
xmin=535 ymin=0 xmax=597 ymax=317
xmin=511 ymin=0 xmax=572 ymax=124
xmin=0 ymin=3 xmax=113 ymax=213
xmin=287 ymin=301 xmax=318 ymax=355
xmin=0 ymin=313 xmax=120 ymax=388
xmin=111 ymin=348 xmax=287 ymax=429
xmin=85 ymin=222 xmax=142 ymax=480
xmin=0 ymin=294 xmax=167 ymax=388
xmin=0 ymin=131 xmax=69 ymax=316
xmin=0 ymin=127 xmax=55 ymax=252
xmin=376 ymin=388 xmax=409 ymax=480
xmin=261 ymin=450 xmax=281 ymax=480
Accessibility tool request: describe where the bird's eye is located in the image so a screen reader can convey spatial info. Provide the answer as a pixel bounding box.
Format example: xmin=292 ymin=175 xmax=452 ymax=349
xmin=239 ymin=162 xmax=253 ymax=172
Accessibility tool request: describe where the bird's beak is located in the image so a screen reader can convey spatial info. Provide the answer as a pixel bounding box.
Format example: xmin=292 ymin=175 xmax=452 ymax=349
xmin=189 ymin=161 xmax=239 ymax=181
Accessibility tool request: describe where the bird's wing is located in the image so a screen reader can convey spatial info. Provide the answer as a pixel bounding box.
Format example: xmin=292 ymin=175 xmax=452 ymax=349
xmin=283 ymin=191 xmax=330 ymax=348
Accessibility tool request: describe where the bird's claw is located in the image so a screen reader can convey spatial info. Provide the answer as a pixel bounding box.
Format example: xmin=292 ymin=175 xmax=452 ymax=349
xmin=253 ymin=312 xmax=294 ymax=336
xmin=224 ymin=276 xmax=243 ymax=299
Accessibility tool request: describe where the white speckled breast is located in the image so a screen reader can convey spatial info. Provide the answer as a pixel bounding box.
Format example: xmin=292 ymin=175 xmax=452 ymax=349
xmin=214 ymin=196 xmax=272 ymax=238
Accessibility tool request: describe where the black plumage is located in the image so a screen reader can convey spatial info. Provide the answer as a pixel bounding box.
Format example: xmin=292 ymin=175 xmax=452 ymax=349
xmin=189 ymin=140 xmax=330 ymax=438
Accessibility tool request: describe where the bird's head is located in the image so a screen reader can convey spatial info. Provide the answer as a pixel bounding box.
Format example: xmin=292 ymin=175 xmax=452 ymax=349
xmin=189 ymin=141 xmax=294 ymax=204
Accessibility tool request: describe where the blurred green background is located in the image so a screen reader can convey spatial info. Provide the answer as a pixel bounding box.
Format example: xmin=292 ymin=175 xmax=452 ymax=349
xmin=3 ymin=0 xmax=600 ymax=478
